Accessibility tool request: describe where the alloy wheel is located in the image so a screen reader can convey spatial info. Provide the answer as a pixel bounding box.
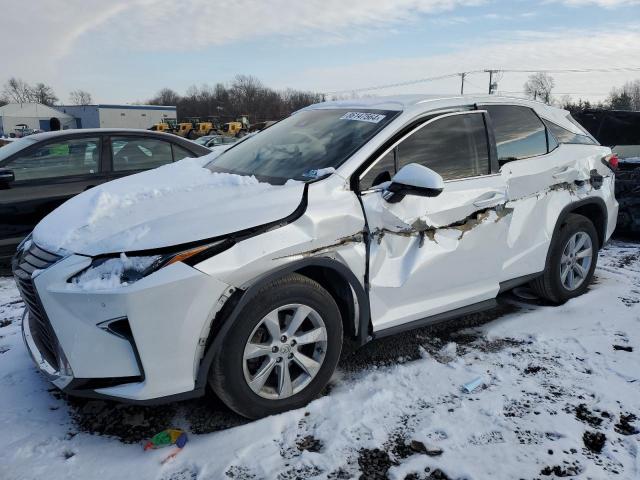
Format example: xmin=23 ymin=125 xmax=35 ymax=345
xmin=242 ymin=303 xmax=328 ymax=400
xmin=560 ymin=231 xmax=593 ymax=291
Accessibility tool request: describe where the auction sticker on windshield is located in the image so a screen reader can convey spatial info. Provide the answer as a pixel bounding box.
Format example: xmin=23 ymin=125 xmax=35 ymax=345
xmin=340 ymin=112 xmax=387 ymax=123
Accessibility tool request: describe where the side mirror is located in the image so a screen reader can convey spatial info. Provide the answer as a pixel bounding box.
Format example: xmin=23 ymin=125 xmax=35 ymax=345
xmin=0 ymin=169 xmax=15 ymax=186
xmin=383 ymin=163 xmax=444 ymax=203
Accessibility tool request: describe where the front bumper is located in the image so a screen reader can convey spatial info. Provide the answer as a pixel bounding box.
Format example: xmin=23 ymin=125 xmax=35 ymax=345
xmin=21 ymin=309 xmax=74 ymax=390
xmin=16 ymin=246 xmax=231 ymax=402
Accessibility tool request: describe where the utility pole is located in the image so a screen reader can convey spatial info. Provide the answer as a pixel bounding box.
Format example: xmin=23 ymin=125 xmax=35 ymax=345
xmin=484 ymin=69 xmax=499 ymax=94
xmin=459 ymin=72 xmax=466 ymax=95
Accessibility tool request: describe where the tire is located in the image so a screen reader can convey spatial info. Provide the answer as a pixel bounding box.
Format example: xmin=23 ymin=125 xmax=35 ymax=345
xmin=209 ymin=273 xmax=343 ymax=419
xmin=530 ymin=213 xmax=599 ymax=304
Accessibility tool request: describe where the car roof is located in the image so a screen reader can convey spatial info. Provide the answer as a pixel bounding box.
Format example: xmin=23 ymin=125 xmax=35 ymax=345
xmin=302 ymin=94 xmax=579 ymax=134
xmin=304 ymin=94 xmax=550 ymax=111
xmin=25 ymin=128 xmax=180 ymax=142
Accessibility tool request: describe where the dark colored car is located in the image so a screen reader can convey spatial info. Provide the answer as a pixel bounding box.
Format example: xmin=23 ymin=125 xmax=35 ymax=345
xmin=574 ymin=110 xmax=640 ymax=233
xmin=0 ymin=129 xmax=210 ymax=262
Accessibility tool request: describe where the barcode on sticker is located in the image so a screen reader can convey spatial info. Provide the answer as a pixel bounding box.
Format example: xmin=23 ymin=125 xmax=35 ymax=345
xmin=340 ymin=112 xmax=386 ymax=123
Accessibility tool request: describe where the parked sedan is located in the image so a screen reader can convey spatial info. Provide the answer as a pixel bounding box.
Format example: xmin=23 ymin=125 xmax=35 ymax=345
xmin=0 ymin=129 xmax=210 ymax=262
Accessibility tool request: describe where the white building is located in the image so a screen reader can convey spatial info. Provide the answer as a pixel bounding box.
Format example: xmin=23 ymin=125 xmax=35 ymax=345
xmin=0 ymin=103 xmax=76 ymax=137
xmin=56 ymin=104 xmax=176 ymax=130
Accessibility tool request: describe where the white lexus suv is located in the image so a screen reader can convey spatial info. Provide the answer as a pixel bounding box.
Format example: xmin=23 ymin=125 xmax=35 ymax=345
xmin=13 ymin=96 xmax=618 ymax=419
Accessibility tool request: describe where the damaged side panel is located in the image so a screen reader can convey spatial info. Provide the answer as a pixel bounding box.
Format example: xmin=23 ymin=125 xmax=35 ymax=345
xmin=364 ymin=144 xmax=616 ymax=334
xmin=362 ymin=174 xmax=511 ymax=332
xmin=500 ymin=143 xmax=615 ymax=280
xmin=194 ymin=175 xmax=367 ymax=341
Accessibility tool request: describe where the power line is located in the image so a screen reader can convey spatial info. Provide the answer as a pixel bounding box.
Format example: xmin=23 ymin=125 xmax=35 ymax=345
xmin=499 ymin=91 xmax=611 ymax=96
xmin=500 ymin=67 xmax=640 ymax=74
xmin=324 ymin=70 xmax=486 ymax=95
xmin=323 ymin=66 xmax=640 ymax=96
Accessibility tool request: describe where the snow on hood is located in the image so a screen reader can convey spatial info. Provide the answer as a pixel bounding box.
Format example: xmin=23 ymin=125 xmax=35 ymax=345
xmin=32 ymin=155 xmax=305 ymax=256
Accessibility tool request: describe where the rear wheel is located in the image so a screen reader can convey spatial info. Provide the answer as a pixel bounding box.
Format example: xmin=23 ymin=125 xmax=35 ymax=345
xmin=530 ymin=213 xmax=598 ymax=304
xmin=209 ymin=274 xmax=343 ymax=419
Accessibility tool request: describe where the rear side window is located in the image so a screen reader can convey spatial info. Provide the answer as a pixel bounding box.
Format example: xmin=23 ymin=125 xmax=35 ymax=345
xmin=6 ymin=137 xmax=100 ymax=181
xmin=396 ymin=113 xmax=490 ymax=181
xmin=484 ymin=105 xmax=547 ymax=163
xmin=111 ymin=137 xmax=173 ymax=171
xmin=543 ymin=119 xmax=597 ymax=145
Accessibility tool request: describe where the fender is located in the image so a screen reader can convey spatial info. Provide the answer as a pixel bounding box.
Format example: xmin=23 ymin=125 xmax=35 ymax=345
xmin=543 ymin=197 xmax=608 ymax=270
xmin=193 ymin=256 xmax=371 ymax=391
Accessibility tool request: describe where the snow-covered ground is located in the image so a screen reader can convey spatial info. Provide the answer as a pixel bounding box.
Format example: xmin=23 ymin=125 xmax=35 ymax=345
xmin=0 ymin=241 xmax=639 ymax=480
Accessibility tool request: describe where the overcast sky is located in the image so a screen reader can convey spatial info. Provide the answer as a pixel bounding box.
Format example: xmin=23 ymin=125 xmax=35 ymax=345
xmin=2 ymin=0 xmax=639 ymax=104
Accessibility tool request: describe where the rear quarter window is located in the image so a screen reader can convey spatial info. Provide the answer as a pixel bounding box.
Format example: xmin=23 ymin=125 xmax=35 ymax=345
xmin=543 ymin=118 xmax=597 ymax=145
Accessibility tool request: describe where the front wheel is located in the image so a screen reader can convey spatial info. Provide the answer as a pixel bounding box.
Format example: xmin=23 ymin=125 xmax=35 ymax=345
xmin=209 ymin=273 xmax=343 ymax=419
xmin=530 ymin=213 xmax=598 ymax=304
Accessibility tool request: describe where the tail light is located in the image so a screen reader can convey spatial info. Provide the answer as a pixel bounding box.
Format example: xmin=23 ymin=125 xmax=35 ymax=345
xmin=602 ymin=153 xmax=619 ymax=171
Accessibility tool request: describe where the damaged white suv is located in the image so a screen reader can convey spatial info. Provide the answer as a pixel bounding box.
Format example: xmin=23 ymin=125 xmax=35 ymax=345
xmin=13 ymin=96 xmax=617 ymax=419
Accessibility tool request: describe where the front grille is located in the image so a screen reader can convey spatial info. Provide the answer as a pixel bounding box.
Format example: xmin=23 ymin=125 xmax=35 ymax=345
xmin=13 ymin=243 xmax=63 ymax=369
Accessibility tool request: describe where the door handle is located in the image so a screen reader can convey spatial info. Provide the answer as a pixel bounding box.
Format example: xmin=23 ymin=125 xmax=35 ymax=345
xmin=473 ymin=192 xmax=505 ymax=208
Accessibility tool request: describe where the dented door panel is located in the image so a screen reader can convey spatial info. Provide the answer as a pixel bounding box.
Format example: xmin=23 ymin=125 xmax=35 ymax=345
xmin=362 ymin=174 xmax=511 ymax=332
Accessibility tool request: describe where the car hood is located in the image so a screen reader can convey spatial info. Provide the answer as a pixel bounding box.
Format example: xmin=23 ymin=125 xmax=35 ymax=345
xmin=32 ymin=156 xmax=305 ymax=257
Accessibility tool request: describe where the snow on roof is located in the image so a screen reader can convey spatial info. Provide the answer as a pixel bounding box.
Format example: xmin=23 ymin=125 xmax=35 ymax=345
xmin=0 ymin=103 xmax=74 ymax=119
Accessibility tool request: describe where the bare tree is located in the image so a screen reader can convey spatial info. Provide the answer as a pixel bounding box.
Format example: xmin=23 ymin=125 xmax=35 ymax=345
xmin=607 ymin=79 xmax=640 ymax=111
xmin=523 ymin=73 xmax=555 ymax=104
xmin=146 ymin=76 xmax=323 ymax=123
xmin=30 ymin=83 xmax=58 ymax=106
xmin=149 ymin=88 xmax=181 ymax=107
xmin=69 ymin=89 xmax=93 ymax=105
xmin=2 ymin=77 xmax=33 ymax=103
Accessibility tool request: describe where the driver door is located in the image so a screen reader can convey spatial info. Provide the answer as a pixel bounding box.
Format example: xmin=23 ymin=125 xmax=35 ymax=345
xmin=359 ymin=111 xmax=510 ymax=333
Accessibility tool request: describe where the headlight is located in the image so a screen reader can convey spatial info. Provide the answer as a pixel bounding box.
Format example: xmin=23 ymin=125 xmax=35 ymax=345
xmin=68 ymin=240 xmax=228 ymax=290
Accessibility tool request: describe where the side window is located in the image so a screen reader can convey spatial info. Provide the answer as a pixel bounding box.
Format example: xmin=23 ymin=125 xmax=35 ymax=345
xmin=111 ymin=137 xmax=173 ymax=171
xmin=397 ymin=113 xmax=490 ymax=181
xmin=7 ymin=138 xmax=100 ymax=181
xmin=172 ymin=144 xmax=195 ymax=161
xmin=484 ymin=105 xmax=547 ymax=163
xmin=360 ymin=150 xmax=395 ymax=190
xmin=543 ymin=119 xmax=597 ymax=145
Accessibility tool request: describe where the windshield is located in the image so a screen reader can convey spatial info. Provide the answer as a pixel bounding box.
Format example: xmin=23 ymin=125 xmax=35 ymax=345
xmin=206 ymin=109 xmax=398 ymax=184
xmin=0 ymin=137 xmax=37 ymax=161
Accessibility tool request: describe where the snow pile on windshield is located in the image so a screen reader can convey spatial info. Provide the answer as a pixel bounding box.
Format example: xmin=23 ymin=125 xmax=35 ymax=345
xmin=32 ymin=153 xmax=305 ymax=255
xmin=302 ymin=167 xmax=336 ymax=179
xmin=68 ymin=254 xmax=161 ymax=291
